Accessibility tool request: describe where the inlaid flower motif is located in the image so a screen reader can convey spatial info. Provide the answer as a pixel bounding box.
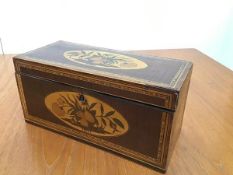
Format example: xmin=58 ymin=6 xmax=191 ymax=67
xmin=52 ymin=102 xmax=65 ymax=117
xmin=77 ymin=110 xmax=95 ymax=127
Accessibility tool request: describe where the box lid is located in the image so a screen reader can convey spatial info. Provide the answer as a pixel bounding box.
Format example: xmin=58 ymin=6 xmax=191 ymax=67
xmin=13 ymin=41 xmax=192 ymax=111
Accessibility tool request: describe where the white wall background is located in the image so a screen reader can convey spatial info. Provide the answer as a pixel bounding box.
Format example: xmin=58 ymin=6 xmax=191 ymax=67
xmin=1 ymin=0 xmax=233 ymax=70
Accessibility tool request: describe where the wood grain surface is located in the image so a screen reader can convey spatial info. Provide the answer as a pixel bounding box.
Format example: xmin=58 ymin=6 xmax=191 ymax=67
xmin=0 ymin=49 xmax=233 ymax=175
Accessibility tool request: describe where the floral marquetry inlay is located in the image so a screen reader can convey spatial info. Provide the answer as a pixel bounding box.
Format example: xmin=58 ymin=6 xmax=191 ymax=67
xmin=64 ymin=50 xmax=147 ymax=69
xmin=45 ymin=91 xmax=129 ymax=137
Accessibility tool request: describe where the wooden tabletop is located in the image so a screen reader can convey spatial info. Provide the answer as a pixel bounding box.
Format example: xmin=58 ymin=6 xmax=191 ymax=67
xmin=0 ymin=49 xmax=233 ymax=175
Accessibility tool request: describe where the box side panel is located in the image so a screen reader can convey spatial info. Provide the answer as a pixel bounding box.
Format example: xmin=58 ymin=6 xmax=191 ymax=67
xmin=15 ymin=72 xmax=173 ymax=171
xmin=165 ymin=66 xmax=193 ymax=168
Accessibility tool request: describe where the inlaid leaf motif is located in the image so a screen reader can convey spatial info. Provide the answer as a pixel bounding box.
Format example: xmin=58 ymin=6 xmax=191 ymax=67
xmin=102 ymin=118 xmax=106 ymax=127
xmin=89 ymin=103 xmax=97 ymax=110
xmin=113 ymin=118 xmax=125 ymax=129
xmin=100 ymin=104 xmax=104 ymax=115
xmin=45 ymin=92 xmax=129 ymax=137
xmin=104 ymin=111 xmax=115 ymax=117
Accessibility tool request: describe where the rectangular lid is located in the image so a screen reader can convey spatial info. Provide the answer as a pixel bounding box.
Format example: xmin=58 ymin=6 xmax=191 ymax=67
xmin=14 ymin=41 xmax=192 ymax=111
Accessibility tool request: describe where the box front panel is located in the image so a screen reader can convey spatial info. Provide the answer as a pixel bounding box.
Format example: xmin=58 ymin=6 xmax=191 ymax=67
xmin=16 ymin=73 xmax=172 ymax=170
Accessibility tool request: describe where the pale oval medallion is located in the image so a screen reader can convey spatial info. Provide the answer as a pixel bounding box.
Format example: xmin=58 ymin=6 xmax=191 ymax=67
xmin=64 ymin=50 xmax=147 ymax=69
xmin=45 ymin=91 xmax=129 ymax=137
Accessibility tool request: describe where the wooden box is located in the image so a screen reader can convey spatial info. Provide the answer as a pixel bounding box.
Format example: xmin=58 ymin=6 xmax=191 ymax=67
xmin=13 ymin=41 xmax=192 ymax=172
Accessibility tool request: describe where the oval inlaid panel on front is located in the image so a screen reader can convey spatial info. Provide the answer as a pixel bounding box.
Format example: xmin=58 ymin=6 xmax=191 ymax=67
xmin=45 ymin=91 xmax=129 ymax=137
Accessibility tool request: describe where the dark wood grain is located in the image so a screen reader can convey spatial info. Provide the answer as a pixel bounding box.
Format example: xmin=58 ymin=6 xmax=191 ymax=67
xmin=0 ymin=49 xmax=233 ymax=175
